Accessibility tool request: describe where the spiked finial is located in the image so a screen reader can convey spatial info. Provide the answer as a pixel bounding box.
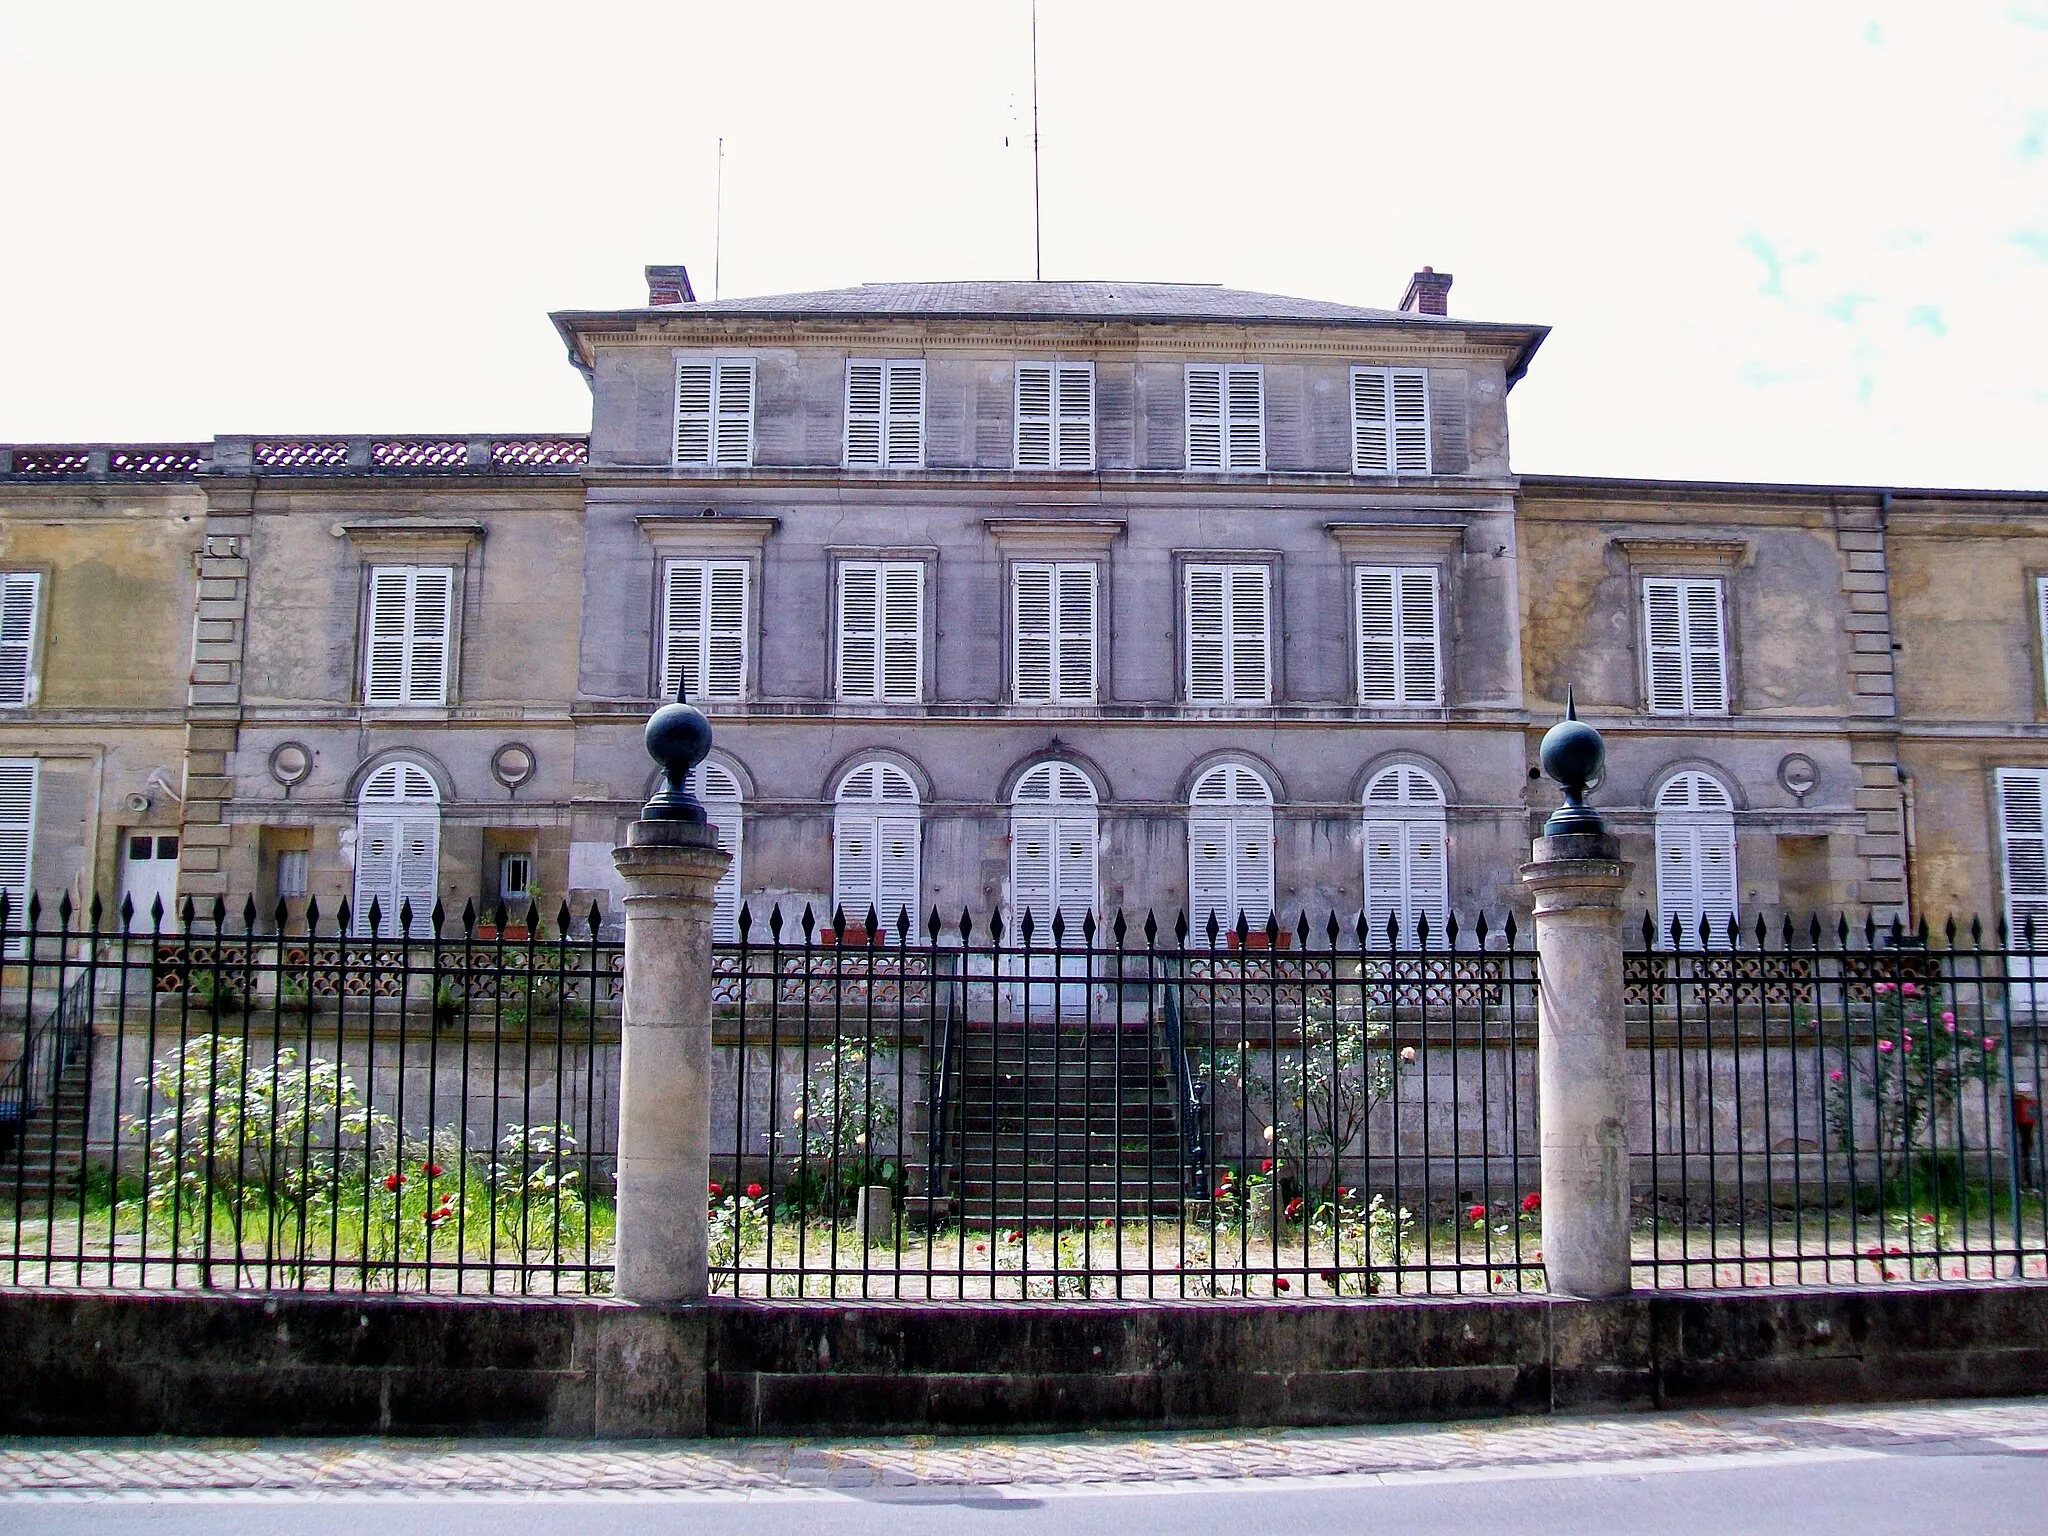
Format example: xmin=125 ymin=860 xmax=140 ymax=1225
xmin=1538 ymin=687 xmax=1608 ymax=838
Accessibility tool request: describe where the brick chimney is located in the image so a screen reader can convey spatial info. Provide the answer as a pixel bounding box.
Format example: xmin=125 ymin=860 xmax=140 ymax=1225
xmin=1399 ymin=266 xmax=1452 ymax=317
xmin=645 ymin=265 xmax=696 ymax=306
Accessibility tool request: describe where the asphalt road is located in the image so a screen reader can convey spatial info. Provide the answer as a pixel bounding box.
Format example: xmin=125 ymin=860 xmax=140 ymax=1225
xmin=7 ymin=1440 xmax=2048 ymax=1536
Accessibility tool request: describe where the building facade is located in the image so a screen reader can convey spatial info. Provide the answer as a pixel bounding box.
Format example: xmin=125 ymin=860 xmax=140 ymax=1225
xmin=2 ymin=268 xmax=2043 ymax=942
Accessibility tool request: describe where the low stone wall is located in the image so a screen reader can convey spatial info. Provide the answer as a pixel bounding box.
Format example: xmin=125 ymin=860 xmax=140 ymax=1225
xmin=4 ymin=1281 xmax=2046 ymax=1439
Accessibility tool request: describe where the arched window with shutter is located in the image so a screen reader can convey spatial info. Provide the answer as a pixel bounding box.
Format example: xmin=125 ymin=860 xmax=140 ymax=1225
xmin=1655 ymin=770 xmax=1738 ymax=945
xmin=1361 ymin=764 xmax=1449 ymax=945
xmin=832 ymin=761 xmax=921 ymax=931
xmin=354 ymin=760 xmax=440 ymax=936
xmin=1188 ymin=763 xmax=1275 ymax=939
xmin=1010 ymin=762 xmax=1099 ymax=934
xmin=699 ymin=756 xmax=744 ymax=940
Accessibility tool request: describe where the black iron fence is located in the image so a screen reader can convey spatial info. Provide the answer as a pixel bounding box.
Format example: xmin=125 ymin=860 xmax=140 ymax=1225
xmin=5 ymin=891 xmax=2047 ymax=1301
xmin=1628 ymin=912 xmax=2048 ymax=1287
xmin=709 ymin=904 xmax=1542 ymax=1299
xmin=1 ymin=893 xmax=620 ymax=1294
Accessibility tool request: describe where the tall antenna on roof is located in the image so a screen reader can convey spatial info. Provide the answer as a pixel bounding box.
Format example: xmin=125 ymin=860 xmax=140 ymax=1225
xmin=1030 ymin=0 xmax=1042 ymax=281
xmin=713 ymin=137 xmax=725 ymax=301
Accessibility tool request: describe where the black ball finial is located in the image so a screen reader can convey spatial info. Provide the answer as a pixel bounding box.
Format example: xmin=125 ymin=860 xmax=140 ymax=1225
xmin=642 ymin=675 xmax=713 ymax=823
xmin=1539 ymin=689 xmax=1606 ymax=838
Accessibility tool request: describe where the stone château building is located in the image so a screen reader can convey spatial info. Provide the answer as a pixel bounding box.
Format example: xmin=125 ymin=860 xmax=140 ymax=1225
xmin=2 ymin=265 xmax=2044 ymax=944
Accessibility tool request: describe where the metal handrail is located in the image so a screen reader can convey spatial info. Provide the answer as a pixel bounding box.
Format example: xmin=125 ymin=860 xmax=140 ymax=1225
xmin=925 ymin=950 xmax=962 ymax=1199
xmin=1157 ymin=959 xmax=1207 ymax=1198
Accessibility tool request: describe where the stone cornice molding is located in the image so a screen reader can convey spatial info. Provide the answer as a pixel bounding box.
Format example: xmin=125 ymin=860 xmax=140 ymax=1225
xmin=338 ymin=520 xmax=484 ymax=556
xmin=634 ymin=514 xmax=781 ymax=552
xmin=982 ymin=517 xmax=1126 ymax=553
xmin=1324 ymin=521 xmax=1468 ymax=559
xmin=1612 ymin=535 xmax=1753 ymax=570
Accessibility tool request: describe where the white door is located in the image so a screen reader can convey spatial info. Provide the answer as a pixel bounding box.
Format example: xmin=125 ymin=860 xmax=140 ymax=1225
xmin=119 ymin=831 xmax=180 ymax=930
xmin=1007 ymin=763 xmax=1099 ymax=1017
xmin=354 ymin=761 xmax=440 ymax=936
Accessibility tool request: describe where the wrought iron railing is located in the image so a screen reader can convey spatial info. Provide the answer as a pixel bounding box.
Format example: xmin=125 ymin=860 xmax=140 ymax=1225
xmin=1627 ymin=912 xmax=2048 ymax=1287
xmin=2 ymin=893 xmax=620 ymax=1294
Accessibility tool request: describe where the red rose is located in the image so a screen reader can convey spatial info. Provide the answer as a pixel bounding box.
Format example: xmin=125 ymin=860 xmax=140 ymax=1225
xmin=1521 ymin=1191 xmax=1541 ymax=1214
xmin=1215 ymin=1184 xmax=1232 ymax=1200
xmin=1467 ymin=1203 xmax=1486 ymax=1221
xmin=708 ymin=1181 xmax=723 ymax=1197
xmin=421 ymin=1161 xmax=443 ymax=1178
xmin=1260 ymin=1158 xmax=1274 ymax=1173
xmin=1274 ymin=1277 xmax=1290 ymax=1292
xmin=746 ymin=1183 xmax=764 ymax=1199
xmin=383 ymin=1172 xmax=404 ymax=1192
xmin=1319 ymin=1269 xmax=1337 ymax=1285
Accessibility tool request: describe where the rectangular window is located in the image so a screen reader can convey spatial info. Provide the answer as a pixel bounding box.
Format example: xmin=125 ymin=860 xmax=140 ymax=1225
xmin=844 ymin=359 xmax=927 ymax=467
xmin=1355 ymin=566 xmax=1442 ymax=705
xmin=498 ymin=852 xmax=533 ymax=901
xmin=0 ymin=572 xmax=41 ymax=708
xmin=1014 ymin=362 xmax=1096 ymax=470
xmin=1351 ymin=367 xmax=1431 ymax=475
xmin=660 ymin=559 xmax=748 ymax=701
xmin=277 ymin=849 xmax=309 ymax=899
xmin=1012 ymin=562 xmax=1097 ymax=703
xmin=0 ymin=759 xmax=36 ymax=948
xmin=2037 ymin=578 xmax=2048 ymax=708
xmin=363 ymin=565 xmax=454 ymax=706
xmin=673 ymin=355 xmax=755 ymax=467
xmin=1642 ymin=577 xmax=1729 ymax=715
xmin=1185 ymin=564 xmax=1271 ymax=704
xmin=1185 ymin=364 xmax=1264 ymax=471
xmin=837 ymin=560 xmax=924 ymax=702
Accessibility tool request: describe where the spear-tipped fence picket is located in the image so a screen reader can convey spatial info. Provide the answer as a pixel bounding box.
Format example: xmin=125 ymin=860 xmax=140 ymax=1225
xmin=1 ymin=889 xmax=2044 ymax=1297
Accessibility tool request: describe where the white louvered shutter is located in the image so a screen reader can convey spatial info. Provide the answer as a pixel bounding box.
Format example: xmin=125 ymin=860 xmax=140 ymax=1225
xmin=662 ymin=560 xmax=747 ymax=701
xmin=1656 ymin=773 xmax=1737 ymax=944
xmin=1185 ymin=565 xmax=1227 ymax=701
xmin=1355 ymin=567 xmax=1441 ymax=705
xmin=1056 ymin=364 xmax=1095 ymax=469
xmin=699 ymin=761 xmax=744 ymax=940
xmin=1188 ymin=765 xmax=1274 ymax=938
xmin=1227 ymin=565 xmax=1270 ymax=702
xmin=880 ymin=562 xmax=923 ymax=700
xmin=1390 ymin=369 xmax=1431 ymax=474
xmin=846 ymin=360 xmax=924 ymax=467
xmin=1226 ymin=365 xmax=1265 ymax=470
xmin=1014 ymin=563 xmax=1095 ymax=703
xmin=2000 ymin=773 xmax=2048 ymax=999
xmin=674 ymin=359 xmax=714 ymax=465
xmin=1185 ymin=565 xmax=1269 ymax=704
xmin=1186 ymin=365 xmax=1223 ymax=470
xmin=1643 ymin=577 xmax=1728 ymax=716
xmin=1351 ymin=369 xmax=1391 ymax=474
xmin=363 ymin=566 xmax=452 ymax=706
xmin=1011 ymin=763 xmax=1098 ymax=932
xmin=838 ymin=561 xmax=919 ymax=701
xmin=845 ymin=360 xmax=885 ymax=467
xmin=1015 ymin=363 xmax=1054 ymax=469
xmin=2038 ymin=580 xmax=2048 ymax=709
xmin=353 ymin=818 xmax=397 ymax=930
xmin=364 ymin=568 xmax=412 ymax=705
xmin=837 ymin=563 xmax=879 ymax=698
xmin=834 ymin=763 xmax=921 ymax=926
xmin=713 ymin=358 xmax=754 ymax=467
xmin=395 ymin=821 xmax=437 ymax=935
xmin=1055 ymin=563 xmax=1096 ymax=700
xmin=0 ymin=573 xmax=40 ymax=708
xmin=1362 ymin=765 xmax=1449 ymax=945
xmin=885 ymin=361 xmax=925 ymax=467
xmin=354 ymin=762 xmax=439 ymax=935
xmin=405 ymin=568 xmax=453 ymax=704
xmin=1012 ymin=563 xmax=1054 ymax=701
xmin=0 ymin=759 xmax=37 ymax=947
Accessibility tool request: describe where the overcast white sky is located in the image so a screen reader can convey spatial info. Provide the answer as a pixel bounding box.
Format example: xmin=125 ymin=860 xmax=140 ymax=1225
xmin=1 ymin=1 xmax=2043 ymax=488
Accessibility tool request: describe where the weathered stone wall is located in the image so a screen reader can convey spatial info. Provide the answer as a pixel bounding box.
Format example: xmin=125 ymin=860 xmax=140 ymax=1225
xmin=5 ymin=1282 xmax=2047 ymax=1438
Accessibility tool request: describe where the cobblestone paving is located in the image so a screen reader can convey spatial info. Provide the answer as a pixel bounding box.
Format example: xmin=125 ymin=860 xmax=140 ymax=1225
xmin=5 ymin=1399 xmax=2048 ymax=1500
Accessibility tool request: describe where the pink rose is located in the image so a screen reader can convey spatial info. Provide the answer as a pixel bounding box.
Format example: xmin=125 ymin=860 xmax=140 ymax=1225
xmin=1878 ymin=1040 xmax=1895 ymax=1054
xmin=1941 ymin=1011 xmax=1956 ymax=1026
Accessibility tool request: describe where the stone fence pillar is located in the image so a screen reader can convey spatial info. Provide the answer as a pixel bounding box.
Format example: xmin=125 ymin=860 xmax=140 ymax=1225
xmin=610 ymin=684 xmax=730 ymax=1304
xmin=1520 ymin=699 xmax=1634 ymax=1299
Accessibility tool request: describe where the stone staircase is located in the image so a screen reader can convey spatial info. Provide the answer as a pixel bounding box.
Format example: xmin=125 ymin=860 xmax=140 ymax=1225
xmin=942 ymin=1022 xmax=1190 ymax=1224
xmin=1 ymin=1042 xmax=92 ymax=1196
